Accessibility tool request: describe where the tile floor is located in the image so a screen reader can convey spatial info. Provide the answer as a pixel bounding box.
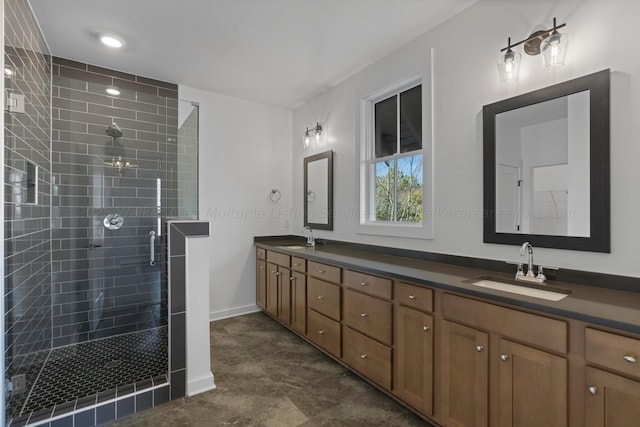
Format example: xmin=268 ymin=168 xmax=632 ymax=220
xmin=107 ymin=311 xmax=432 ymax=426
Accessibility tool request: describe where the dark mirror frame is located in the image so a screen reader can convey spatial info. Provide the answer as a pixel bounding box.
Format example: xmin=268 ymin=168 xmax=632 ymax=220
xmin=304 ymin=150 xmax=334 ymax=231
xmin=483 ymin=69 xmax=610 ymax=252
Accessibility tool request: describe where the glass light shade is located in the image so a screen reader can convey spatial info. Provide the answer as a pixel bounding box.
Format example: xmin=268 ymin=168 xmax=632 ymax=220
xmin=541 ymin=32 xmax=568 ymax=67
xmin=497 ymin=49 xmax=522 ymax=83
xmin=303 ymin=132 xmax=311 ymax=149
xmin=314 ymin=128 xmax=322 ymax=143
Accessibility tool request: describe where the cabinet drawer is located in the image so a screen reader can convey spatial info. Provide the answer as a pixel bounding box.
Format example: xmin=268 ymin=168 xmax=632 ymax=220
xmin=256 ymin=247 xmax=266 ymax=260
xmin=307 ymin=277 xmax=341 ymax=321
xmin=586 ymin=328 xmax=640 ymax=379
xmin=343 ymin=326 xmax=391 ymax=390
xmin=442 ymin=293 xmax=567 ymax=354
xmin=308 ymin=261 xmax=341 ymax=284
xmin=266 ymin=250 xmax=290 ymax=267
xmin=396 ymin=282 xmax=433 ymax=313
xmin=343 ymin=289 xmax=392 ymax=346
xmin=307 ymin=310 xmax=341 ymax=358
xmin=344 ymin=270 xmax=391 ymax=300
xmin=292 ymin=256 xmax=306 ymax=273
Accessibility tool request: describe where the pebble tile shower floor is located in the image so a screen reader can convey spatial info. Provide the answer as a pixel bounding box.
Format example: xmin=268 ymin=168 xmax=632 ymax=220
xmin=7 ymin=327 xmax=167 ymax=425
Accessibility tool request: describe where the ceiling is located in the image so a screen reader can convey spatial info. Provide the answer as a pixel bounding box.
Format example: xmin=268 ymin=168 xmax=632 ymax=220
xmin=29 ymin=0 xmax=476 ymax=108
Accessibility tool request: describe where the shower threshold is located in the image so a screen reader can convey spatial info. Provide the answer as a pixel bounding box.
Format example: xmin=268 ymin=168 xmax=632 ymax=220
xmin=7 ymin=326 xmax=168 ymax=426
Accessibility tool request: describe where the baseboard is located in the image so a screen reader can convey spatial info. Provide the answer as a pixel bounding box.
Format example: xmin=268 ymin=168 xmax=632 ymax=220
xmin=209 ymin=304 xmax=261 ymax=322
xmin=187 ymin=374 xmax=216 ymax=397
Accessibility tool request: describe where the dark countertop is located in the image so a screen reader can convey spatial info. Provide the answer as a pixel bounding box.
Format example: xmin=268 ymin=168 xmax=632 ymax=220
xmin=255 ymin=238 xmax=640 ymax=335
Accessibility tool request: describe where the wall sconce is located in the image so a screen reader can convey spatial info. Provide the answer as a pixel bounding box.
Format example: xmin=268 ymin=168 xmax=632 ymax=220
xmin=497 ymin=17 xmax=568 ymax=83
xmin=303 ymin=122 xmax=322 ymax=149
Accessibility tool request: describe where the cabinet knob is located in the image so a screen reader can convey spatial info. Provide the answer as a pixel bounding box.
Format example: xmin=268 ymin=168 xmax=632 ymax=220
xmin=423 ymin=326 xmax=430 ymax=332
xmin=361 ymin=354 xmax=368 ymax=359
xmin=294 ymin=263 xmax=300 ymax=266
xmin=360 ymin=313 xmax=368 ymax=318
xmin=318 ymin=269 xmax=325 ymax=274
xmin=623 ymin=354 xmax=637 ymax=364
xmin=360 ymin=282 xmax=368 ymax=286
xmin=588 ymin=386 xmax=597 ymax=395
xmin=317 ymin=296 xmax=324 ymax=300
xmin=500 ymin=354 xmax=509 ymax=361
xmin=290 ymin=276 xmax=294 ymax=281
xmin=476 ymin=345 xmax=484 ymax=352
xmin=275 ymin=272 xmax=281 ymax=276
xmin=260 ymin=266 xmax=264 ymax=270
xmin=318 ymin=330 xmax=325 ymax=335
xmin=408 ymin=294 xmax=416 ymax=300
xmin=271 ymin=270 xmax=276 ymax=274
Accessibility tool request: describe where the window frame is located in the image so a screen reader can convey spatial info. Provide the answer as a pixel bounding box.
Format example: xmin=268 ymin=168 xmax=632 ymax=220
xmin=358 ymin=73 xmax=434 ymax=239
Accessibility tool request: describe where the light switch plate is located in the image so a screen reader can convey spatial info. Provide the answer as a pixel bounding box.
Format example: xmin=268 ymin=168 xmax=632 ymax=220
xmin=5 ymin=91 xmax=25 ymax=113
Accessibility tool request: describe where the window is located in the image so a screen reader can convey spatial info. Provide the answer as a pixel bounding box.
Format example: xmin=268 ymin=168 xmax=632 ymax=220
xmin=362 ymin=81 xmax=424 ymax=225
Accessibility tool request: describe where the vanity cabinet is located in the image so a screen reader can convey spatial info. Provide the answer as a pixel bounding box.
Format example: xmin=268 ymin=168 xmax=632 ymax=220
xmin=265 ymin=251 xmax=291 ymax=322
xmin=255 ymin=244 xmax=640 ymax=427
xmin=440 ymin=320 xmax=489 ymax=427
xmin=256 ymin=259 xmax=267 ymax=310
xmin=584 ymin=328 xmax=640 ymax=427
xmin=394 ymin=283 xmax=434 ymax=416
xmin=290 ymin=257 xmax=307 ymax=334
xmin=306 ymin=261 xmax=342 ymax=357
xmin=442 ymin=293 xmax=568 ymax=427
xmin=343 ymin=271 xmax=393 ymax=390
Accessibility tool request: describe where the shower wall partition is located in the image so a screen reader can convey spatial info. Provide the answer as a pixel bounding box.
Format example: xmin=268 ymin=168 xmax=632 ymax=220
xmin=3 ymin=2 xmax=199 ymax=424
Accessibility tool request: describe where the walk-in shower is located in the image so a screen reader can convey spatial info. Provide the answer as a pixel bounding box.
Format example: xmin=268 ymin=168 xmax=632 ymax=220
xmin=3 ymin=24 xmax=199 ymax=424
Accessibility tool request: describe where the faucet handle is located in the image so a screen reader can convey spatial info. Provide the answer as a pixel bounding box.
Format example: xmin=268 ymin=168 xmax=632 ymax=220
xmin=536 ymin=266 xmax=547 ymax=281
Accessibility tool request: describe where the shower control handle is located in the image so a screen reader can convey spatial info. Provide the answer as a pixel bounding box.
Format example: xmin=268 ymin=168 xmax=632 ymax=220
xmin=149 ymin=231 xmax=156 ymax=266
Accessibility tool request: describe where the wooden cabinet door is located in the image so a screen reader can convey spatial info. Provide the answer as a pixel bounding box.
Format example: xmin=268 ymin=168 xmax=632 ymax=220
xmin=585 ymin=367 xmax=640 ymax=427
xmin=291 ymin=271 xmax=306 ymax=334
xmin=266 ymin=262 xmax=278 ymax=317
xmin=256 ymin=259 xmax=267 ymax=309
xmin=498 ymin=338 xmax=567 ymax=427
xmin=441 ymin=320 xmax=489 ymax=427
xmin=393 ymin=306 xmax=433 ymax=415
xmin=277 ymin=267 xmax=291 ymax=324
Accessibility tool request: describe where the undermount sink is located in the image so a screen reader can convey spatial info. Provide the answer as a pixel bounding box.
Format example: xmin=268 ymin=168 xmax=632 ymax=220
xmin=467 ymin=277 xmax=571 ymax=301
xmin=276 ymin=245 xmax=308 ymax=250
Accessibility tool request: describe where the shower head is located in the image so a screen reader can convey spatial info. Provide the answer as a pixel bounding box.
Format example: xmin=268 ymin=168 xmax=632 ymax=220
xmin=106 ymin=122 xmax=123 ymax=138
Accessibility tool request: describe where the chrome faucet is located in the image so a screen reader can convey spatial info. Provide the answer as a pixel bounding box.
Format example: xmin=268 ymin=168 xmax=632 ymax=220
xmin=520 ymin=242 xmax=535 ymax=277
xmin=304 ymin=226 xmax=315 ymax=248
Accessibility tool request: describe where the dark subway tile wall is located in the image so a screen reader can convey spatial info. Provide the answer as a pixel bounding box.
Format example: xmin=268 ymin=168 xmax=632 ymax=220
xmin=50 ymin=56 xmax=178 ymax=347
xmin=4 ymin=0 xmax=53 ymax=386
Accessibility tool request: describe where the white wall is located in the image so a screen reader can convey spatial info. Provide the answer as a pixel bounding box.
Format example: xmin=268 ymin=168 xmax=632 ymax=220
xmin=179 ymin=85 xmax=292 ymax=319
xmin=292 ymin=0 xmax=640 ymax=277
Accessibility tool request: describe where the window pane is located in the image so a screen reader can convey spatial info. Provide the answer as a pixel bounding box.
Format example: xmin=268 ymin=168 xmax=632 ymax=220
xmin=375 ymin=95 xmax=397 ymax=158
xmin=375 ymin=160 xmax=395 ymax=221
xmin=400 ymin=85 xmax=422 ymax=153
xmin=396 ymin=155 xmax=423 ymax=222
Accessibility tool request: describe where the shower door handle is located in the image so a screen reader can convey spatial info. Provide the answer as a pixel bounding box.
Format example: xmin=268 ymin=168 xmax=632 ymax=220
xmin=149 ymin=231 xmax=156 ymax=266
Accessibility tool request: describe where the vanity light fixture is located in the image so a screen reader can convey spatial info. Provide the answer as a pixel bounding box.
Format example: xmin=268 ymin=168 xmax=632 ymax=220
xmin=4 ymin=65 xmax=14 ymax=77
xmin=303 ymin=122 xmax=323 ymax=149
xmin=100 ymin=35 xmax=123 ymax=48
xmin=498 ymin=17 xmax=568 ymax=83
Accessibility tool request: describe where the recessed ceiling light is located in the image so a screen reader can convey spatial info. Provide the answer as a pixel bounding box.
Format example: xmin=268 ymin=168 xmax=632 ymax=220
xmin=106 ymin=87 xmax=121 ymax=96
xmin=100 ymin=35 xmax=123 ymax=48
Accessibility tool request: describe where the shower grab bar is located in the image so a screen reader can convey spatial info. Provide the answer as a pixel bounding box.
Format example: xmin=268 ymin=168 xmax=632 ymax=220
xmin=149 ymin=231 xmax=156 ymax=266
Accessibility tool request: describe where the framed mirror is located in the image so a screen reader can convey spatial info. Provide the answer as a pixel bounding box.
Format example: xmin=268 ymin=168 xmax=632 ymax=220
xmin=304 ymin=150 xmax=333 ymax=230
xmin=483 ymin=69 xmax=610 ymax=252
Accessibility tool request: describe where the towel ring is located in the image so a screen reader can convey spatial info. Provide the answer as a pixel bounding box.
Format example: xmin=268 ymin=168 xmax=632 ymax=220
xmin=269 ymin=188 xmax=281 ymax=203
